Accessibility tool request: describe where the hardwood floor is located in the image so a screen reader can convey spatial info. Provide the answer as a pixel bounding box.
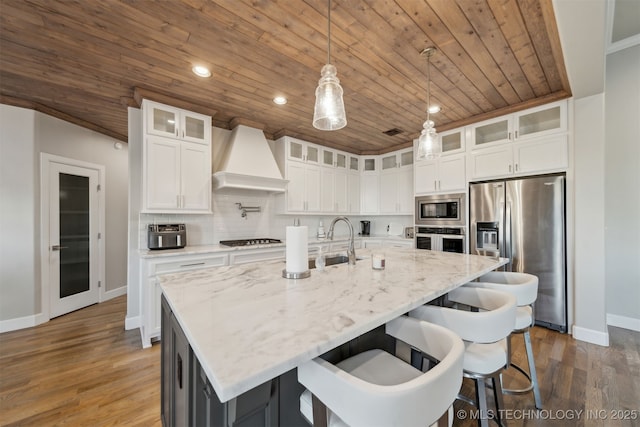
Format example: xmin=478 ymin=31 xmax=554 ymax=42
xmin=0 ymin=296 xmax=160 ymax=426
xmin=1 ymin=296 xmax=638 ymax=426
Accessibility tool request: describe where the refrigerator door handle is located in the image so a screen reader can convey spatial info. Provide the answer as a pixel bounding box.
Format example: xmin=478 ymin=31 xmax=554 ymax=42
xmin=505 ymin=200 xmax=513 ymax=271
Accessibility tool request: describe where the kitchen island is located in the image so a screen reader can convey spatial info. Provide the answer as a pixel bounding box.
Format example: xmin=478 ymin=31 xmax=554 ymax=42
xmin=159 ymin=248 xmax=507 ymax=426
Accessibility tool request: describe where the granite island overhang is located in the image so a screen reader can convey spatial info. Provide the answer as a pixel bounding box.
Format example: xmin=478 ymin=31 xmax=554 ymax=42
xmin=158 ymin=247 xmax=508 ymax=403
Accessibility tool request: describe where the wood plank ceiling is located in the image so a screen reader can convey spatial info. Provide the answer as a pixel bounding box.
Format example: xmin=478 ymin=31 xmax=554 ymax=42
xmin=0 ymin=0 xmax=571 ymax=154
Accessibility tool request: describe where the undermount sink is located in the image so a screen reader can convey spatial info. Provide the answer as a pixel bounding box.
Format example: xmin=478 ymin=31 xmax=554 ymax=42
xmin=308 ymin=254 xmax=364 ymax=269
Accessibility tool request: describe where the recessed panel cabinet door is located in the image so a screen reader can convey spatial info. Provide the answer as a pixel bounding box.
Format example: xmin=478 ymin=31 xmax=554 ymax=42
xmin=180 ymin=142 xmax=211 ymax=210
xmin=334 ymin=170 xmax=348 ymax=212
xmin=438 ymin=155 xmax=466 ymax=192
xmin=286 ymin=162 xmax=306 ymax=212
xmin=414 ymin=161 xmax=438 ymax=194
xmin=145 ymin=137 xmax=181 ymax=210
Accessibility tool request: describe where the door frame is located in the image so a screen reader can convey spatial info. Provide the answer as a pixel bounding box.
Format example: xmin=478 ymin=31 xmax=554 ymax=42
xmin=40 ymin=153 xmax=106 ymax=320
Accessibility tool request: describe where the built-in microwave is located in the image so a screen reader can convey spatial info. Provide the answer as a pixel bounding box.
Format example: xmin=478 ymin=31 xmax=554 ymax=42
xmin=415 ymin=193 xmax=466 ymax=227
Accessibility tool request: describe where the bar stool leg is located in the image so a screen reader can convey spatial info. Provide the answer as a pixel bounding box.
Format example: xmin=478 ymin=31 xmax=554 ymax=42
xmin=524 ymin=330 xmax=542 ymax=409
xmin=475 ymin=378 xmax=490 ymax=427
xmin=492 ymin=373 xmax=507 ymax=427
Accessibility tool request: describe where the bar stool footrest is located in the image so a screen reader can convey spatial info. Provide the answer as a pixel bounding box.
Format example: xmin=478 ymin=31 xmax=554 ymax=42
xmin=502 ymin=363 xmax=534 ymax=395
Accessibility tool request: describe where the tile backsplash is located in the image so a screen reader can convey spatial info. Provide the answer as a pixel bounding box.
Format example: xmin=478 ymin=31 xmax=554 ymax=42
xmin=138 ymin=191 xmax=413 ymax=249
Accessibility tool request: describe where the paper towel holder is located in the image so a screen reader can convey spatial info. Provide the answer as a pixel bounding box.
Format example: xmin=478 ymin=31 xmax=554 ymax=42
xmin=282 ymin=269 xmax=311 ymax=279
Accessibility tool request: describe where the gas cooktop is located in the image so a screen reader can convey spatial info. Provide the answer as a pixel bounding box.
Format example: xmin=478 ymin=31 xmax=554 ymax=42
xmin=219 ymin=238 xmax=282 ymax=247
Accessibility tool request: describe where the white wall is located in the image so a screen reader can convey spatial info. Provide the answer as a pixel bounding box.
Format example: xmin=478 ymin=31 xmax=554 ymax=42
xmin=0 ymin=105 xmax=128 ymax=327
xmin=572 ymin=93 xmax=609 ymax=346
xmin=605 ymin=44 xmax=640 ymax=330
xmin=0 ymin=106 xmax=37 ymax=321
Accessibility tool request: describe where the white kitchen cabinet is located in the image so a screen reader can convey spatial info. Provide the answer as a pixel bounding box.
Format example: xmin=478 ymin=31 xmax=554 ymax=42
xmin=347 ymin=172 xmax=360 ymax=213
xmin=144 ymin=99 xmax=211 ymax=144
xmin=286 ymin=161 xmax=321 ymax=212
xmin=363 ymin=238 xmax=413 ymax=249
xmin=143 ymin=136 xmax=211 ymax=213
xmin=469 ymin=135 xmax=568 ymax=180
xmin=380 ymin=167 xmax=413 ymax=214
xmin=321 ymin=148 xmax=348 ymax=169
xmin=439 ymin=128 xmax=466 ymax=155
xmin=329 ymin=240 xmax=362 ymax=253
xmin=348 ymin=155 xmax=360 ymax=173
xmin=383 ymin=239 xmax=414 ymax=248
xmin=414 ymin=154 xmax=466 ymax=194
xmin=359 ymin=156 xmax=379 ymax=214
xmin=141 ymin=252 xmax=229 ymax=348
xmin=230 ymin=247 xmax=286 ymax=265
xmin=361 ymin=156 xmax=378 ymax=174
xmin=320 ymin=168 xmax=347 ymax=213
xmin=286 ymin=137 xmax=320 ymax=164
xmin=470 ymin=100 xmax=567 ymax=149
xmin=360 ymin=173 xmax=379 ymax=214
xmin=379 ymin=149 xmax=413 ymax=214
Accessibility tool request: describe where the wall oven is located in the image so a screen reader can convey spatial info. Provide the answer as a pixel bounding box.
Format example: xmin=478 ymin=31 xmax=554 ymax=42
xmin=415 ymin=193 xmax=466 ymax=227
xmin=415 ymin=227 xmax=466 ymax=254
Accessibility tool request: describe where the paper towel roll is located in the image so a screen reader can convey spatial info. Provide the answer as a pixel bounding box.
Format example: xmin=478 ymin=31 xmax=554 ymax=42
xmin=286 ymin=226 xmax=308 ymax=273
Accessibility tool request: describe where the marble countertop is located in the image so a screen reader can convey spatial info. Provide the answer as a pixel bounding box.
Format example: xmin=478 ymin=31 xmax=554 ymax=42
xmin=159 ymin=248 xmax=507 ymax=402
xmin=140 ymin=234 xmax=412 ymax=258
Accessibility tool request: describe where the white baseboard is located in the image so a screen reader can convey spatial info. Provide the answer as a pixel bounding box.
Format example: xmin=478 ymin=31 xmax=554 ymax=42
xmin=572 ymin=325 xmax=610 ymax=346
xmin=607 ymin=313 xmax=640 ymax=332
xmin=1 ymin=286 xmax=128 ymax=334
xmin=0 ymin=312 xmax=48 ymax=333
xmin=125 ymin=315 xmax=141 ymax=330
xmin=102 ymin=285 xmax=127 ymax=301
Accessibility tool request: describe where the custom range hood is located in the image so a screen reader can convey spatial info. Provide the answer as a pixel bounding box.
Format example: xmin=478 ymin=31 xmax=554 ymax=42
xmin=212 ymin=124 xmax=288 ymax=192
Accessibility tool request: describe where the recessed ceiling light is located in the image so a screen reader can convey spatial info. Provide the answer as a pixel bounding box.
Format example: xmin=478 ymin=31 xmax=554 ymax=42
xmin=192 ymin=65 xmax=211 ymax=78
xmin=428 ymin=105 xmax=441 ymax=114
xmin=273 ymin=96 xmax=287 ymax=105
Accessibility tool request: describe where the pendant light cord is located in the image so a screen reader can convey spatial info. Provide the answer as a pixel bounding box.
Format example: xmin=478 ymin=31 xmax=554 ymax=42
xmin=327 ymin=0 xmax=331 ymax=65
xmin=426 ymin=50 xmax=431 ymax=122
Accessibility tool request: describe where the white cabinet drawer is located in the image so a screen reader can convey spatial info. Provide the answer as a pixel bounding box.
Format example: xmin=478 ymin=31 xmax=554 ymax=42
xmin=150 ymin=254 xmax=229 ymax=275
xmin=230 ymin=248 xmax=286 ymax=265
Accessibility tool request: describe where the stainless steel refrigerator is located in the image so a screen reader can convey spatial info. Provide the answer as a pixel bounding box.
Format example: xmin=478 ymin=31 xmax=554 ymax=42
xmin=469 ymin=174 xmax=567 ymax=332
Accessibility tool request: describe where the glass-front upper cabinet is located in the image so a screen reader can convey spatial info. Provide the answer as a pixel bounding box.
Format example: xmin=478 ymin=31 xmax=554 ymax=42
xmin=362 ymin=156 xmax=378 ymax=174
xmin=287 ymin=138 xmax=319 ymax=164
xmin=470 ymin=100 xmax=567 ymax=149
xmin=349 ymin=156 xmax=359 ymax=172
xmin=471 ymin=116 xmax=510 ymax=147
xmin=144 ymin=100 xmax=210 ymax=144
xmin=515 ymin=101 xmax=567 ymax=140
xmin=439 ymin=128 xmax=465 ymax=155
xmin=322 ymin=149 xmax=334 ymax=167
xmin=399 ymin=149 xmax=413 ymax=168
xmin=381 ymin=149 xmax=413 ymax=171
xmin=381 ymin=154 xmax=397 ymax=171
xmin=321 ymin=148 xmax=348 ymax=168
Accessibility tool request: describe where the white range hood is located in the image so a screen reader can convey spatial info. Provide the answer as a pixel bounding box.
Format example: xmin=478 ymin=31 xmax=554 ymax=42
xmin=212 ymin=125 xmax=288 ymax=192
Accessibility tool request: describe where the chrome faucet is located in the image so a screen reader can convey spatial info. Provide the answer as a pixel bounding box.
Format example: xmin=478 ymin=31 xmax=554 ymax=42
xmin=327 ymin=216 xmax=356 ymax=265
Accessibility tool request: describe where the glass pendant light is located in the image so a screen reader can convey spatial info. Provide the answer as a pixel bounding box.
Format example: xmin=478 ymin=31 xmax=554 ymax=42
xmin=417 ymin=47 xmax=440 ymax=159
xmin=313 ymin=0 xmax=347 ymax=131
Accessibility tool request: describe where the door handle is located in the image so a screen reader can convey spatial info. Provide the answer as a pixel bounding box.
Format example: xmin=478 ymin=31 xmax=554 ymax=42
xmin=51 ymin=245 xmax=68 ymax=251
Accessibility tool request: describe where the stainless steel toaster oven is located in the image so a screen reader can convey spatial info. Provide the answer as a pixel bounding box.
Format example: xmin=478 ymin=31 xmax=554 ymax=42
xmin=147 ymin=224 xmax=186 ymax=250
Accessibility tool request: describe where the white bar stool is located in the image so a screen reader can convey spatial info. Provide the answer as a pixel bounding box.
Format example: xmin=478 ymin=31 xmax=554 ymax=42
xmin=297 ymin=316 xmax=465 ymax=427
xmin=409 ymin=287 xmax=517 ymax=427
xmin=466 ymin=271 xmax=542 ymax=409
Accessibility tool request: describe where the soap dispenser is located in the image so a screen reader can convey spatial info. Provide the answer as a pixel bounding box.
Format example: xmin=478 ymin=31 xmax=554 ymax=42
xmin=315 ymin=246 xmax=326 ymax=271
xmin=317 ymin=220 xmax=326 ymax=239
